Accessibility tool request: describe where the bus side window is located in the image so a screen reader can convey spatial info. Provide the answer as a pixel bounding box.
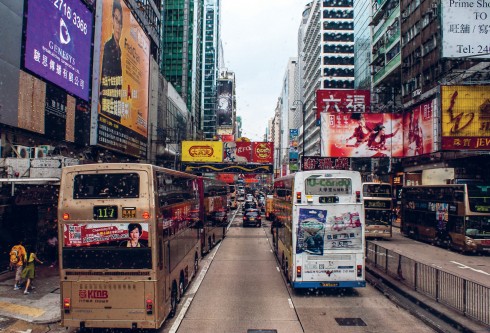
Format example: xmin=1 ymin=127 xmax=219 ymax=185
xmin=158 ymin=237 xmax=163 ymax=270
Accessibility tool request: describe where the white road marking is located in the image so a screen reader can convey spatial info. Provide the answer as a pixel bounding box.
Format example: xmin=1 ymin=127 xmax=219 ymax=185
xmin=276 ymin=266 xmax=280 ymax=272
xmin=288 ymin=298 xmax=294 ymax=309
xmin=169 ymin=298 xmax=192 ymax=333
xmin=450 ymin=261 xmax=490 ymax=276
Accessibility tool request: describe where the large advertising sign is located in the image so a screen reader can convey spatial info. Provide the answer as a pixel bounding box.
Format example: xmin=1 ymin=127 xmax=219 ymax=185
xmin=24 ymin=0 xmax=93 ymax=101
xmin=223 ymin=141 xmax=252 ymax=163
xmin=96 ymin=0 xmax=150 ymax=157
xmin=442 ymin=1 xmax=490 ymax=59
xmin=441 ymin=85 xmax=490 ymax=150
xmin=252 ymin=142 xmax=274 ymax=164
xmin=316 ymin=89 xmax=371 ymax=123
xmin=403 ymin=99 xmax=436 ymax=156
xmin=182 ymin=141 xmax=223 ymax=162
xmin=321 ymin=112 xmax=403 ymax=157
xmin=63 ymin=222 xmax=149 ymax=247
xmin=216 ymin=80 xmax=233 ymax=126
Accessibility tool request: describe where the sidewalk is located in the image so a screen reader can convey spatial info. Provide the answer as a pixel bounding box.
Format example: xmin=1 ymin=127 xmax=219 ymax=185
xmin=0 ymin=264 xmax=61 ymax=324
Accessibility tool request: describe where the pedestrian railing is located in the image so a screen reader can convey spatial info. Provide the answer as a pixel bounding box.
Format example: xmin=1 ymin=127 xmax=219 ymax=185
xmin=366 ymin=242 xmax=490 ymax=327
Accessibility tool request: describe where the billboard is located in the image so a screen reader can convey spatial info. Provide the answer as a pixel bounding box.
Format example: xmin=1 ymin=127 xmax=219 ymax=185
xmin=321 ymin=112 xmax=403 ymax=157
xmin=441 ymin=85 xmax=490 ymax=150
xmin=403 ymin=99 xmax=436 ymax=156
xmin=24 ymin=0 xmax=93 ymax=101
xmin=301 ymin=157 xmax=350 ymax=171
xmin=442 ymin=1 xmax=490 ymax=59
xmin=96 ymin=0 xmax=150 ymax=158
xmin=316 ymin=89 xmax=371 ymax=123
xmin=216 ymin=80 xmax=233 ymax=126
xmin=182 ymin=141 xmax=223 ymax=162
xmin=252 ymin=142 xmax=274 ymax=164
xmin=223 ymin=141 xmax=252 ymax=163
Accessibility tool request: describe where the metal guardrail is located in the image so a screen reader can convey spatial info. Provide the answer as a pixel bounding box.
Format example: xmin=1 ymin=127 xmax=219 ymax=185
xmin=366 ymin=242 xmax=490 ymax=327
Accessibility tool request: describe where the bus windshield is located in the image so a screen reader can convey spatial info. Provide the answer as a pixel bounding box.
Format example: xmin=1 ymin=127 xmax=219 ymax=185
xmin=467 ymin=185 xmax=490 ymax=213
xmin=465 ymin=216 xmax=490 ymax=237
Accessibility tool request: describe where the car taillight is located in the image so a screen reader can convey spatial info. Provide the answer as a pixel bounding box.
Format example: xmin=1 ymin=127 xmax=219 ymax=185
xmin=296 ymin=266 xmax=302 ymax=278
xmin=63 ymin=298 xmax=71 ymax=313
xmin=146 ymin=299 xmax=153 ymax=315
xmin=357 ymin=265 xmax=363 ymax=277
xmin=356 ymin=191 xmax=361 ymax=203
xmin=296 ymin=192 xmax=302 ymax=203
xmin=243 ymin=216 xmax=246 ymax=220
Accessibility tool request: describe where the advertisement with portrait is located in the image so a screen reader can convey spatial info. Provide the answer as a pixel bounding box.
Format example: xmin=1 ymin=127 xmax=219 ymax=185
xmin=216 ymin=79 xmax=233 ymax=126
xmin=223 ymin=141 xmax=252 ymax=163
xmin=182 ymin=141 xmax=223 ymax=163
xmin=441 ymin=85 xmax=490 ymax=150
xmin=63 ymin=222 xmax=149 ymax=247
xmin=320 ymin=112 xmax=403 ymax=158
xmin=252 ymin=142 xmax=274 ymax=164
xmin=316 ymin=89 xmax=371 ymax=124
xmin=96 ymin=0 xmax=150 ymax=158
xmin=23 ymin=0 xmax=94 ymax=101
xmin=403 ymin=99 xmax=436 ymax=156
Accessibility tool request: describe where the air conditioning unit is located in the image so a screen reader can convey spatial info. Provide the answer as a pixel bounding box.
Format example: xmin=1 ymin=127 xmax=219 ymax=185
xmin=14 ymin=145 xmax=32 ymax=158
xmin=34 ymin=147 xmax=46 ymax=158
xmin=37 ymin=145 xmax=55 ymax=156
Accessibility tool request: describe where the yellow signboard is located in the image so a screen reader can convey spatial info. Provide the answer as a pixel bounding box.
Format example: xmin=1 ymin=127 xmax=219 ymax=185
xmin=441 ymin=85 xmax=490 ymax=150
xmin=181 ymin=141 xmax=223 ymax=162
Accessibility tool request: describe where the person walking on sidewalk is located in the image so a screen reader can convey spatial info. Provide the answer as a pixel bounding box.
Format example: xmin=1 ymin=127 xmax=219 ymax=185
xmin=11 ymin=240 xmax=27 ymax=290
xmin=21 ymin=248 xmax=43 ymax=295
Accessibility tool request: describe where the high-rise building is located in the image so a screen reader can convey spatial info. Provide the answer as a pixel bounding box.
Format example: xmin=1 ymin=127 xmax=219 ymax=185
xmin=161 ymin=0 xmax=203 ymax=138
xmin=202 ymin=0 xmax=222 ymax=139
xmin=300 ymin=0 xmax=355 ymax=157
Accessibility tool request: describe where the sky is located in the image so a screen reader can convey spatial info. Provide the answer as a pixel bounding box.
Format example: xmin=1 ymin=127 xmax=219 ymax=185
xmin=220 ymin=0 xmax=309 ymax=142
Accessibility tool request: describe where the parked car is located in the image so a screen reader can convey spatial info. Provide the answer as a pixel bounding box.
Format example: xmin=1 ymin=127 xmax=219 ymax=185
xmin=243 ymin=209 xmax=262 ymax=227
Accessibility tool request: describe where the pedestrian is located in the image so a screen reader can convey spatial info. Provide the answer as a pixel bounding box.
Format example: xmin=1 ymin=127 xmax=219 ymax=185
xmin=21 ymin=247 xmax=43 ymax=295
xmin=10 ymin=240 xmax=27 ymax=290
xmin=46 ymin=232 xmax=58 ymax=267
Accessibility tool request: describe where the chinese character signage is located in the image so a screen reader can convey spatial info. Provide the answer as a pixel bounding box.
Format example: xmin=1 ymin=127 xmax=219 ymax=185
xmin=441 ymin=85 xmax=490 ymax=150
xmin=403 ymin=99 xmax=436 ymax=156
xmin=96 ymin=0 xmax=150 ymax=158
xmin=316 ymin=89 xmax=371 ymax=123
xmin=320 ymin=112 xmax=403 ymax=158
xmin=301 ymin=156 xmax=350 ymax=171
xmin=442 ymin=1 xmax=490 ymax=59
xmin=24 ymin=0 xmax=94 ymax=101
xmin=182 ymin=141 xmax=223 ymax=162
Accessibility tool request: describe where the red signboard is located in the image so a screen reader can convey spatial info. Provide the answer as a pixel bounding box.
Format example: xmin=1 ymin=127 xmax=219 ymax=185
xmin=403 ymin=99 xmax=436 ymax=156
xmin=316 ymin=89 xmax=371 ymax=122
xmin=216 ymin=173 xmax=236 ymax=184
xmin=301 ymin=157 xmax=350 ymax=171
xmin=252 ymin=142 xmax=274 ymax=163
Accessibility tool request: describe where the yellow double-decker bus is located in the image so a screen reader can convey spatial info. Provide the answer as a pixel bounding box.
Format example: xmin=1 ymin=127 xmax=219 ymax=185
xmin=363 ymin=182 xmax=393 ymax=239
xmin=58 ymin=163 xmax=201 ymax=330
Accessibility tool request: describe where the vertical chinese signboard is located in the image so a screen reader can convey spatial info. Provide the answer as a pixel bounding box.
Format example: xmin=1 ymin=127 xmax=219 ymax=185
xmin=252 ymin=142 xmax=274 ymax=164
xmin=441 ymin=85 xmax=490 ymax=150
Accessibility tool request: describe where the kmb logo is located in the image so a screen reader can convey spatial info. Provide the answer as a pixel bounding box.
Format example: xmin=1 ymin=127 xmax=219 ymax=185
xmin=79 ymin=290 xmax=109 ymax=299
xmin=189 ymin=146 xmax=214 ymax=157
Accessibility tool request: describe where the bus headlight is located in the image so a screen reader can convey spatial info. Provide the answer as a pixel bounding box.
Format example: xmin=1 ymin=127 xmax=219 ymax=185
xmin=465 ymin=237 xmax=476 ymax=247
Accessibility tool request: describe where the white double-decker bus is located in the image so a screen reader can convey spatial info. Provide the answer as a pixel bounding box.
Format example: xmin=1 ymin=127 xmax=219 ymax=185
xmin=272 ymin=170 xmax=366 ymax=288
